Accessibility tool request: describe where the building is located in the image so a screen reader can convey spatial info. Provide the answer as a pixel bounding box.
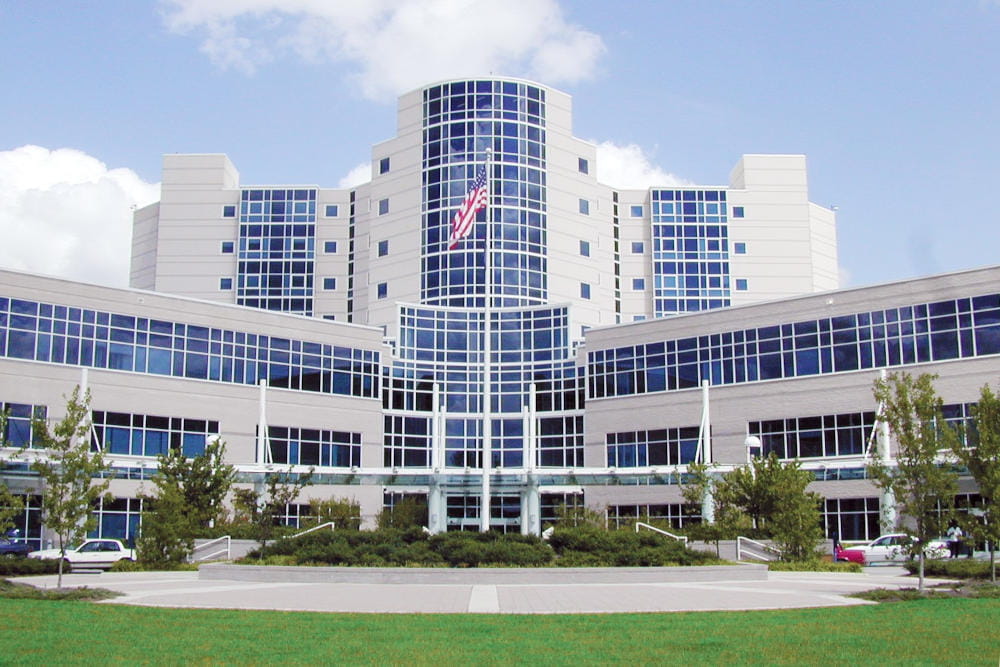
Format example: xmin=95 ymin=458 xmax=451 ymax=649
xmin=1 ymin=77 xmax=991 ymax=548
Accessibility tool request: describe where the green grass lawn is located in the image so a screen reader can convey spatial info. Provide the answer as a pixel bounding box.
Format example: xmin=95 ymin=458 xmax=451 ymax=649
xmin=1 ymin=598 xmax=998 ymax=665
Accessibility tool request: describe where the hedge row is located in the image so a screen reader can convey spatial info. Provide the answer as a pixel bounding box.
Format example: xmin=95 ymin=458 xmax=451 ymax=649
xmin=245 ymin=526 xmax=719 ymax=568
xmin=0 ymin=558 xmax=61 ymax=576
xmin=903 ymin=557 xmax=999 ymax=579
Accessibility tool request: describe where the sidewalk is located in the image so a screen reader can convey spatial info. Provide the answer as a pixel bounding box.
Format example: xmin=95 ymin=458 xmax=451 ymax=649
xmin=14 ymin=566 xmax=944 ymax=614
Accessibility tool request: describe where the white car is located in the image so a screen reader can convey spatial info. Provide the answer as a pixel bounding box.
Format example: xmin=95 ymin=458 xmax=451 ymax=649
xmin=28 ymin=539 xmax=136 ymax=569
xmin=843 ymin=533 xmax=949 ymax=565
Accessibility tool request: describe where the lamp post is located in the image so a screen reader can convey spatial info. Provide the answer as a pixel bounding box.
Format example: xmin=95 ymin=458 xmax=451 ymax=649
xmin=744 ymin=435 xmax=762 ymax=531
xmin=744 ymin=435 xmax=762 ymax=466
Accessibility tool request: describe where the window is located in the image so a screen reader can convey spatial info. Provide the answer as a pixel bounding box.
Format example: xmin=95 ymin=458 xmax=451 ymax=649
xmin=377 ymin=240 xmax=389 ymax=257
xmin=323 ymin=278 xmax=336 ymax=290
xmin=734 ymin=242 xmax=747 ymax=254
xmin=632 ymin=278 xmax=645 ymax=290
xmin=378 ymin=198 xmax=389 ymax=215
xmin=580 ymin=283 xmax=591 ymax=299
xmin=733 ymin=206 xmax=745 ymax=218
xmin=631 ymin=241 xmax=644 ymax=254
xmin=735 ymin=278 xmax=748 ymax=291
xmin=219 ymin=278 xmax=233 ymax=290
xmin=220 ymin=241 xmax=234 ymax=254
xmin=579 ymin=240 xmax=590 ymax=257
xmin=379 ymin=157 xmax=390 ymax=174
xmin=630 ymin=205 xmax=643 ymax=217
xmin=633 ymin=315 xmax=647 ymax=322
xmin=222 ymin=205 xmax=236 ymax=218
xmin=578 ymin=157 xmax=589 ymax=174
xmin=322 ymin=315 xmax=336 ymax=321
xmin=324 ymin=205 xmax=339 ymax=217
xmin=324 ymin=241 xmax=338 ymax=254
xmin=578 ymin=199 xmax=590 ymax=215
xmin=377 ymin=282 xmax=388 ymax=299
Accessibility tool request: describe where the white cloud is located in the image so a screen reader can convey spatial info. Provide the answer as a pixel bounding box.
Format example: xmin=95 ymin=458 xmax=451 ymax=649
xmin=160 ymin=0 xmax=606 ymax=100
xmin=592 ymin=141 xmax=689 ymax=189
xmin=337 ymin=162 xmax=371 ymax=189
xmin=0 ymin=146 xmax=160 ymax=287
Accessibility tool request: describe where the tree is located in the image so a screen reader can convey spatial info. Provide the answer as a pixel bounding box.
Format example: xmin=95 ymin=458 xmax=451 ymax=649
xmin=712 ymin=454 xmax=823 ymax=561
xmin=375 ymin=496 xmax=428 ymax=530
xmin=680 ymin=462 xmax=751 ymax=557
xmin=0 ymin=410 xmax=26 ymax=537
xmin=952 ymin=383 xmax=1000 ymax=582
xmin=29 ymin=387 xmax=110 ymax=587
xmin=869 ymin=372 xmax=960 ymax=591
xmin=137 ymin=437 xmax=235 ymax=567
xmin=304 ymin=496 xmax=361 ymax=531
xmin=552 ymin=501 xmax=606 ymax=529
xmin=233 ymin=467 xmax=313 ymax=554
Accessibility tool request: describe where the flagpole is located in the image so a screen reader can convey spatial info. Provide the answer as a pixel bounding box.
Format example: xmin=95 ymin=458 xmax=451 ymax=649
xmin=480 ymin=147 xmax=493 ymax=533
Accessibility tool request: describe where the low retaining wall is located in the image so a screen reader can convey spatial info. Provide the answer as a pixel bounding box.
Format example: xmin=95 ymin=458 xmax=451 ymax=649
xmin=199 ymin=562 xmax=767 ymax=585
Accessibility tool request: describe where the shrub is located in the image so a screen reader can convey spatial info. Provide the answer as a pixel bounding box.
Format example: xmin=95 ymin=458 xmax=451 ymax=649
xmin=769 ymin=560 xmax=863 ymax=573
xmin=110 ymin=559 xmax=198 ymax=572
xmin=0 ymin=558 xmax=61 ymax=576
xmin=0 ymin=578 xmax=120 ymax=600
xmin=550 ymin=526 xmax=718 ymax=567
xmin=902 ymin=558 xmax=996 ymax=579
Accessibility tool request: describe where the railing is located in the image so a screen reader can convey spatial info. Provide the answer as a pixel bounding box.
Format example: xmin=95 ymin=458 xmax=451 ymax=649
xmin=190 ymin=535 xmax=231 ymax=562
xmin=634 ymin=522 xmax=688 ymax=546
xmin=736 ymin=536 xmax=782 ymax=562
xmin=288 ymin=521 xmax=336 ymax=540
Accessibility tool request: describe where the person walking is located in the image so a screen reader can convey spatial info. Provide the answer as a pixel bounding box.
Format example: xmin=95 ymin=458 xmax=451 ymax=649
xmin=946 ymin=520 xmax=964 ymax=559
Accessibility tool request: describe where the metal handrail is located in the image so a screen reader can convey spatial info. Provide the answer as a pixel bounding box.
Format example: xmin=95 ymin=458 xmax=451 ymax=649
xmin=736 ymin=536 xmax=782 ymax=562
xmin=634 ymin=521 xmax=689 ymax=545
xmin=191 ymin=535 xmax=231 ymax=562
xmin=288 ymin=521 xmax=336 ymax=539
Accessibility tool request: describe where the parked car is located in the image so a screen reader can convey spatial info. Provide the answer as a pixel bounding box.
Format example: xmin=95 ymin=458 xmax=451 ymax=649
xmin=0 ymin=533 xmax=32 ymax=558
xmin=836 ymin=533 xmax=948 ymax=565
xmin=834 ymin=544 xmax=866 ymax=565
xmin=28 ymin=539 xmax=136 ymax=569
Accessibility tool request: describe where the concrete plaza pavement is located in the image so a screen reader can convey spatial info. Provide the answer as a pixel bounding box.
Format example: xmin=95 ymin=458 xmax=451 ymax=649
xmin=14 ymin=566 xmax=949 ymax=614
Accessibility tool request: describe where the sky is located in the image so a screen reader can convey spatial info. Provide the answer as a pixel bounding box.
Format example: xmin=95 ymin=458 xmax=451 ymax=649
xmin=1 ymin=1 xmax=998 ymax=289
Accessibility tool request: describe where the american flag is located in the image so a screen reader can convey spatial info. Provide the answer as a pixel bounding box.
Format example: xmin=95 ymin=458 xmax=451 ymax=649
xmin=448 ymin=166 xmax=488 ymax=249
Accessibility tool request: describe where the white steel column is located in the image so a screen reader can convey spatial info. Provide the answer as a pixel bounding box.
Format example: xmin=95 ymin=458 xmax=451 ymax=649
xmin=696 ymin=379 xmax=712 ymax=463
xmin=520 ymin=383 xmax=540 ymax=535
xmin=875 ymin=371 xmax=896 ymax=532
xmin=256 ymin=379 xmax=271 ymax=464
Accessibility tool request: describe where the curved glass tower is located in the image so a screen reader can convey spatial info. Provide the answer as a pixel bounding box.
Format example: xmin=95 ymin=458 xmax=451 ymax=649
xmin=421 ymin=79 xmax=548 ymax=308
xmin=381 ymin=78 xmax=582 ymax=532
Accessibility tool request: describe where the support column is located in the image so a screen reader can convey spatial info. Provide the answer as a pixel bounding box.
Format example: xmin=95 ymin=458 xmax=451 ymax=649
xmin=427 ymin=478 xmax=446 ymax=534
xmin=875 ymin=369 xmax=896 ymax=533
xmin=256 ymin=379 xmax=270 ymax=464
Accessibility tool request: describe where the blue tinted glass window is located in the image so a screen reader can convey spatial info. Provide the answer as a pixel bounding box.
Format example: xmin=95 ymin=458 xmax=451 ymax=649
xmin=580 ymin=283 xmax=591 ymax=299
xmin=633 ymin=278 xmax=645 ymax=290
xmin=323 ymin=278 xmax=336 ymax=290
xmin=378 ymin=198 xmax=389 ymax=215
xmin=578 ymin=157 xmax=588 ymax=174
xmin=378 ymin=240 xmax=389 ymax=257
xmin=222 ymin=205 xmax=236 ymax=218
xmin=632 ymin=242 xmax=644 ymax=254
xmin=630 ymin=205 xmax=643 ymax=217
xmin=579 ymin=240 xmax=590 ymax=257
xmin=736 ymin=279 xmax=748 ymax=291
xmin=379 ymin=157 xmax=390 ymax=174
xmin=377 ymin=282 xmax=388 ymax=299
xmin=734 ymin=242 xmax=746 ymax=254
xmin=219 ymin=278 xmax=233 ymax=290
xmin=733 ymin=206 xmax=745 ymax=218
xmin=324 ymin=205 xmax=338 ymax=217
xmin=324 ymin=241 xmax=337 ymax=253
xmin=221 ymin=241 xmax=234 ymax=254
xmin=578 ymin=199 xmax=590 ymax=215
